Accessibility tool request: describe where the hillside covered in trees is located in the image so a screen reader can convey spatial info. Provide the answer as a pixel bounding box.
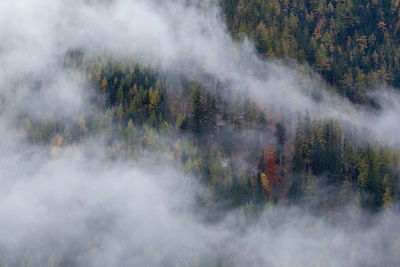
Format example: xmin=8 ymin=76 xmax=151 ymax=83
xmin=1 ymin=0 xmax=400 ymax=266
xmin=223 ymin=0 xmax=400 ymax=104
xmin=40 ymin=51 xmax=397 ymax=214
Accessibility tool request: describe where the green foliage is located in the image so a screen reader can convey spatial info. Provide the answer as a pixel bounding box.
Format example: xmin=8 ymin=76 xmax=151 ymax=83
xmin=21 ymin=52 xmax=400 ymax=214
xmin=222 ymin=0 xmax=400 ymax=103
xmin=9 ymin=4 xmax=400 ymax=266
xmin=292 ymin=118 xmax=399 ymax=211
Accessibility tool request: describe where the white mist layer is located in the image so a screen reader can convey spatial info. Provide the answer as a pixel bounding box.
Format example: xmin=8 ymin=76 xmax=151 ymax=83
xmin=2 ymin=0 xmax=400 ymax=146
xmin=0 ymin=146 xmax=399 ymax=266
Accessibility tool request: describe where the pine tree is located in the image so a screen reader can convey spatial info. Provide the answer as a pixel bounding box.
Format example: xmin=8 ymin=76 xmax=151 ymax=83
xmin=191 ymin=86 xmax=205 ymax=137
xmin=275 ymin=121 xmax=287 ymax=166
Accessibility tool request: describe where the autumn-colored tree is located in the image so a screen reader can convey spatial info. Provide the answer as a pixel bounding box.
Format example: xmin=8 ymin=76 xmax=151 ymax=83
xmin=260 ymin=172 xmax=272 ymax=200
xmin=265 ymin=151 xmax=280 ymax=186
xmin=264 ymin=151 xmax=281 ymax=201
xmin=50 ymin=133 xmax=63 ymax=157
xmin=100 ymin=77 xmax=108 ymax=91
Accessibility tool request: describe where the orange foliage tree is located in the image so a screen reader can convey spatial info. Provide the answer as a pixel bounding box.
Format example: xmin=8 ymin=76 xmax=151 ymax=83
xmin=265 ymin=151 xmax=280 ymax=184
xmin=264 ymin=151 xmax=281 ymax=200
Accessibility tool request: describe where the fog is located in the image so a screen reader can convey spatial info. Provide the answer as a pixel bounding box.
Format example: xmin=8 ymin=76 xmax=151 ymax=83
xmin=0 ymin=0 xmax=400 ymax=266
xmin=2 ymin=0 xmax=400 ymax=145
xmin=0 ymin=144 xmax=398 ymax=266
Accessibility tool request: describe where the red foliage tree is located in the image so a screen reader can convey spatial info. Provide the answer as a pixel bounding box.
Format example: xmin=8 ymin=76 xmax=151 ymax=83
xmin=264 ymin=151 xmax=280 ymax=186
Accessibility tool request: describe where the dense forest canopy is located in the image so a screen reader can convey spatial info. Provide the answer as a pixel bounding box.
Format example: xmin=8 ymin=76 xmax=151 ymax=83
xmin=222 ymin=0 xmax=400 ymax=104
xmin=1 ymin=0 xmax=400 ymax=266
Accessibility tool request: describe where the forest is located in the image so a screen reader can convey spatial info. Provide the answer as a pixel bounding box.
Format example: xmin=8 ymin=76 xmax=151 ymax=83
xmin=1 ymin=0 xmax=400 ymax=266
xmin=223 ymin=0 xmax=400 ymax=103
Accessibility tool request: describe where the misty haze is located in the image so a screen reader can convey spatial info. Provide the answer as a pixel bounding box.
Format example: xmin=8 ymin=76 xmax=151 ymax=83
xmin=0 ymin=0 xmax=400 ymax=266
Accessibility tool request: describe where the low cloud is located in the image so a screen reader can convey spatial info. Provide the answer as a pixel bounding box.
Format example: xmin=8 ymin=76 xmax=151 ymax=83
xmin=0 ymin=144 xmax=399 ymax=266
